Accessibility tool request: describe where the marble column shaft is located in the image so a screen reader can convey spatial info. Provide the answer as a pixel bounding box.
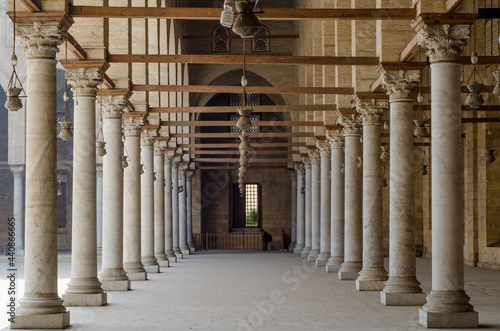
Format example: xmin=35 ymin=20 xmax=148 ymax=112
xmin=96 ymin=165 xmax=103 ymax=255
xmin=294 ymin=164 xmax=305 ymax=254
xmin=154 ymin=142 xmax=169 ymax=267
xmin=179 ymin=166 xmax=189 ymax=254
xmin=98 ymin=95 xmax=130 ymax=291
xmin=316 ymin=140 xmax=331 ymax=267
xmin=141 ymin=128 xmax=160 ymax=273
xmin=13 ymin=21 xmax=69 ymax=329
xmin=356 ymin=100 xmax=388 ymax=291
xmin=308 ymin=149 xmax=321 ymax=262
xmin=337 ymin=113 xmax=363 ymax=280
xmin=172 ymin=159 xmax=183 ymax=258
xmin=418 ymin=24 xmax=478 ymax=328
xmin=123 ymin=116 xmax=147 ymax=280
xmin=164 ymin=152 xmax=177 ymax=262
xmin=289 ymin=170 xmax=298 ymax=251
xmin=63 ymin=67 xmax=106 ymax=306
xmin=187 ymin=170 xmax=195 ymax=251
xmin=302 ymin=157 xmax=312 ymax=258
xmin=326 ymin=131 xmax=345 ymax=273
xmin=380 ymin=69 xmax=425 ymax=305
xmin=10 ymin=166 xmax=24 ymax=256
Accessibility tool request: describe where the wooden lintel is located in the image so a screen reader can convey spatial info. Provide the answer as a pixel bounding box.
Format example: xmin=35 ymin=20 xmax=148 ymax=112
xmin=108 ymin=54 xmax=380 ymax=66
xmin=161 ymin=121 xmax=324 ymax=127
xmin=324 ymin=125 xmax=344 ymax=131
xmin=355 ymin=92 xmax=388 ymax=100
xmin=19 ymin=0 xmax=42 ymax=12
xmin=178 ymin=142 xmax=305 ymax=148
xmin=7 ymin=11 xmax=74 ymax=29
xmin=59 ymin=59 xmax=110 ymax=72
xmin=185 ymin=150 xmax=301 ymax=155
xmin=142 ymin=124 xmax=159 ymax=131
xmin=133 ymin=85 xmax=354 ymax=95
xmin=70 ymin=6 xmax=417 ymax=21
xmin=183 ymin=34 xmax=299 ymax=40
xmin=65 ymin=33 xmax=87 ymax=60
xmin=149 ymin=104 xmax=337 ymax=113
xmin=98 ymin=88 xmax=132 ymax=99
xmin=170 ymin=132 xmax=314 ymax=138
xmin=191 ymin=158 xmax=293 ymax=163
xmin=338 ymin=108 xmax=358 ymax=115
xmin=122 ymin=111 xmax=147 ymax=118
xmin=377 ymin=62 xmax=422 ymax=72
xmin=410 ymin=14 xmax=474 ymax=32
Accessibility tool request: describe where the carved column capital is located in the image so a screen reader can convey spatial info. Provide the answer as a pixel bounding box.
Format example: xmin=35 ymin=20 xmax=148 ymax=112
xmin=294 ymin=163 xmax=305 ymax=175
xmin=179 ymin=165 xmax=188 ymax=177
xmin=123 ymin=116 xmax=146 ymax=137
xmin=289 ymin=170 xmax=297 ymax=181
xmin=141 ymin=128 xmax=158 ymax=146
xmin=336 ymin=112 xmax=362 ymax=136
xmin=154 ymin=141 xmax=168 ymax=156
xmin=16 ymin=22 xmax=67 ymax=59
xmin=302 ymin=156 xmax=311 ymax=169
xmin=100 ymin=96 xmax=127 ymax=119
xmin=165 ymin=151 xmax=176 ymax=164
xmin=10 ymin=166 xmax=24 ymax=179
xmin=308 ymin=149 xmax=321 ymax=164
xmin=186 ymin=170 xmax=195 ymax=181
xmin=355 ymin=98 xmax=387 ymax=125
xmin=66 ymin=67 xmax=104 ymax=97
xmin=325 ymin=130 xmax=345 ymax=149
xmin=381 ymin=70 xmax=420 ymax=102
xmin=417 ymin=24 xmax=470 ymax=63
xmin=316 ymin=140 xmax=331 ymax=157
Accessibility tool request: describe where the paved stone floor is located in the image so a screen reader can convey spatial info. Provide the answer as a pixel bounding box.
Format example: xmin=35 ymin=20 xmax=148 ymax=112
xmin=1 ymin=251 xmax=500 ymax=330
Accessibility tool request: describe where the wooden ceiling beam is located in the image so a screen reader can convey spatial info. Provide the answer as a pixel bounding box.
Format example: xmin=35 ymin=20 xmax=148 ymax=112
xmin=70 ymin=6 xmax=417 ymax=20
xmin=108 ymin=54 xmax=380 ymax=66
xmin=20 ymin=0 xmax=42 ymax=12
xmin=150 ymin=104 xmax=337 ymax=113
xmin=161 ymin=121 xmax=324 ymax=127
xmin=133 ymin=85 xmax=354 ymax=95
xmin=183 ymin=34 xmax=299 ymax=40
xmin=170 ymin=132 xmax=314 ymax=138
xmin=64 ymin=33 xmax=87 ymax=60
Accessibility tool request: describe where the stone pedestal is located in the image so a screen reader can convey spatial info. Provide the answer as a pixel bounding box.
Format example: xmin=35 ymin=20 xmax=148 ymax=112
xmin=98 ymin=95 xmax=130 ymax=291
xmin=172 ymin=159 xmax=183 ymax=259
xmin=301 ymin=157 xmax=312 ymax=258
xmin=308 ymin=150 xmax=321 ymax=263
xmin=417 ymin=24 xmax=478 ymax=327
xmin=179 ymin=167 xmax=190 ymax=255
xmin=325 ymin=131 xmax=345 ymax=273
xmin=154 ymin=142 xmax=170 ymax=267
xmin=316 ymin=140 xmax=331 ymax=267
xmin=288 ymin=170 xmax=297 ymax=252
xmin=380 ymin=70 xmax=425 ymax=305
xmin=10 ymin=166 xmax=25 ymax=256
xmin=12 ymin=21 xmax=70 ymax=329
xmin=337 ymin=113 xmax=363 ymax=280
xmin=141 ymin=127 xmax=160 ymax=273
xmin=355 ymin=99 xmax=388 ymax=291
xmin=164 ymin=152 xmax=177 ymax=263
xmin=186 ymin=170 xmax=195 ymax=252
xmin=62 ymin=67 xmax=106 ymax=306
xmin=294 ymin=164 xmax=305 ymax=254
xmin=123 ymin=116 xmax=147 ymax=281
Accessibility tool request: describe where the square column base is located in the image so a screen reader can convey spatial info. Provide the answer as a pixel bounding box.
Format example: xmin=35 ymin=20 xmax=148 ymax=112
xmin=181 ymin=249 xmax=190 ymax=255
xmin=356 ymin=279 xmax=386 ymax=291
xmin=419 ymin=309 xmax=478 ymax=328
xmin=100 ymin=279 xmax=131 ymax=291
xmin=381 ymin=292 xmax=427 ymax=306
xmin=175 ymin=253 xmax=184 ymax=260
xmin=158 ymin=260 xmax=170 ymax=268
xmin=168 ymin=256 xmax=177 ymax=263
xmin=62 ymin=293 xmax=107 ymax=306
xmin=316 ymin=259 xmax=328 ymax=267
xmin=338 ymin=271 xmax=359 ymax=280
xmin=293 ymin=247 xmax=303 ymax=254
xmin=127 ymin=272 xmax=147 ymax=281
xmin=307 ymin=255 xmax=317 ymax=262
xmin=189 ymin=247 xmax=196 ymax=254
xmin=326 ymin=264 xmax=341 ymax=273
xmin=301 ymin=251 xmax=309 ymax=258
xmin=144 ymin=265 xmax=160 ymax=273
xmin=11 ymin=311 xmax=70 ymax=329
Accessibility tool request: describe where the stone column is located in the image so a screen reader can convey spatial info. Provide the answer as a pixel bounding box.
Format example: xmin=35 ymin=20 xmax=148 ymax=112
xmin=301 ymin=157 xmax=312 ymax=258
xmin=355 ymin=99 xmax=388 ymax=291
xmin=288 ymin=170 xmax=297 ymax=252
xmin=96 ymin=165 xmax=103 ymax=256
xmin=294 ymin=164 xmax=305 ymax=254
xmin=325 ymin=131 xmax=345 ymax=273
xmin=379 ymin=70 xmax=426 ymax=305
xmin=316 ymin=140 xmax=331 ymax=267
xmin=10 ymin=166 xmax=24 ymax=256
xmin=12 ymin=21 xmax=70 ymax=329
xmin=154 ymin=141 xmax=169 ymax=267
xmin=62 ymin=67 xmax=107 ymax=306
xmin=179 ymin=166 xmax=190 ymax=255
xmin=308 ymin=149 xmax=321 ymax=262
xmin=337 ymin=113 xmax=363 ymax=280
xmin=417 ymin=24 xmax=478 ymax=328
xmin=172 ymin=158 xmax=183 ymax=259
xmin=140 ymin=127 xmax=160 ymax=273
xmin=186 ymin=170 xmax=195 ymax=252
xmin=98 ymin=95 xmax=130 ymax=291
xmin=123 ymin=116 xmax=147 ymax=281
xmin=164 ymin=152 xmax=177 ymax=262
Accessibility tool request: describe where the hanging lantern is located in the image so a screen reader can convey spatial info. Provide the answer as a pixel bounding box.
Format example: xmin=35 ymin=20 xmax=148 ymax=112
xmin=466 ymin=82 xmax=485 ymax=108
xmin=236 ymin=107 xmax=253 ymax=131
xmin=58 ymin=121 xmax=73 ymax=141
xmin=413 ymin=119 xmax=429 ymax=138
xmin=57 ymin=180 xmax=63 ymax=196
xmin=382 ymin=178 xmax=388 ymax=188
xmin=5 ymin=87 xmax=23 ymax=111
xmin=96 ymin=140 xmax=107 ymax=157
xmin=485 ymin=128 xmax=497 ymax=164
xmin=122 ymin=155 xmax=129 ymax=169
xmin=493 ymin=71 xmax=500 ymax=97
xmin=420 ymin=164 xmax=429 ymax=176
xmin=380 ymin=145 xmax=390 ymax=162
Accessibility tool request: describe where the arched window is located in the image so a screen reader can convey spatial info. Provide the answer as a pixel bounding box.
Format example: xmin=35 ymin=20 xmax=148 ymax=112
xmin=212 ymin=25 xmax=231 ymax=52
xmin=252 ymin=25 xmax=270 ymax=52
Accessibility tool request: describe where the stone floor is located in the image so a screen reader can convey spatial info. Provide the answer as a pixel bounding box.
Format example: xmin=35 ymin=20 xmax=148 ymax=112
xmin=1 ymin=251 xmax=500 ymax=330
